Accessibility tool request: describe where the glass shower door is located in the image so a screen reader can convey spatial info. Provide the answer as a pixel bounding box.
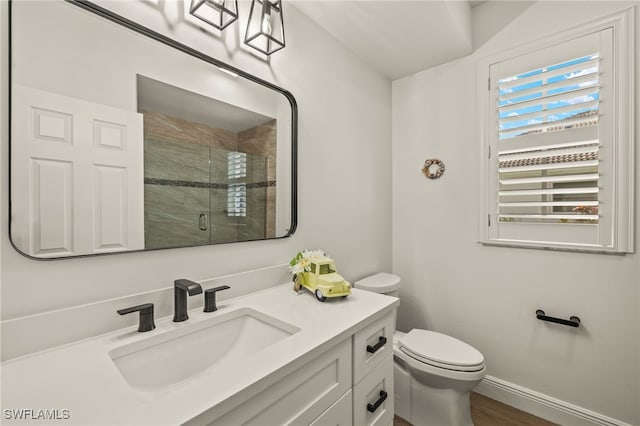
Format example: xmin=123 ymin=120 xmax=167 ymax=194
xmin=209 ymin=149 xmax=268 ymax=244
xmin=143 ymin=136 xmax=211 ymax=249
xmin=144 ymin=140 xmax=270 ymax=248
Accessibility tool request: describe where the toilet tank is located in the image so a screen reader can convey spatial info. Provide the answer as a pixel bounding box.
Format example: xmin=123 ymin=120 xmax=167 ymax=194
xmin=354 ymin=273 xmax=401 ymax=297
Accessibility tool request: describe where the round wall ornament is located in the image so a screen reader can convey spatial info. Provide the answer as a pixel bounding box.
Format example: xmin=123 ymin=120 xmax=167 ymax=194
xmin=422 ymin=158 xmax=445 ymax=179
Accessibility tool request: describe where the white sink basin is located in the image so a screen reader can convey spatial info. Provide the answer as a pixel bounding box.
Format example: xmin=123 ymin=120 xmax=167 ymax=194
xmin=109 ymin=308 xmax=299 ymax=390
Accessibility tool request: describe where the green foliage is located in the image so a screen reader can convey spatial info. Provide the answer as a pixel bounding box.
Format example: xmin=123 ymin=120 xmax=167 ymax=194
xmin=289 ymin=251 xmax=303 ymax=266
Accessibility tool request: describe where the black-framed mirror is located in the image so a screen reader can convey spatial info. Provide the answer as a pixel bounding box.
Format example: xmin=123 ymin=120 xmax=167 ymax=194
xmin=8 ymin=0 xmax=297 ymax=259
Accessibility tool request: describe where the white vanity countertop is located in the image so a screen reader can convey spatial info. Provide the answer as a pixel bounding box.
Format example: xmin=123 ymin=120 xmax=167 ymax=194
xmin=1 ymin=284 xmax=398 ymax=425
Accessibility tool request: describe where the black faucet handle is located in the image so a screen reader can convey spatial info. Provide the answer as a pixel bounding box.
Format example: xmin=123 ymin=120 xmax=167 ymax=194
xmin=204 ymin=285 xmax=231 ymax=312
xmin=117 ymin=303 xmax=156 ymax=332
xmin=174 ymin=279 xmax=203 ymax=295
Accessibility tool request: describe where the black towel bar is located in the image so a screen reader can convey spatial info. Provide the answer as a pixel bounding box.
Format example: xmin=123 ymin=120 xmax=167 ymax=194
xmin=536 ymin=310 xmax=580 ymax=328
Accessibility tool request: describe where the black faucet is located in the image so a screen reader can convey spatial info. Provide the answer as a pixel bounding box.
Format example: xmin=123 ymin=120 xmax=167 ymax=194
xmin=117 ymin=303 xmax=156 ymax=332
xmin=173 ymin=279 xmax=202 ymax=322
xmin=204 ymin=285 xmax=231 ymax=312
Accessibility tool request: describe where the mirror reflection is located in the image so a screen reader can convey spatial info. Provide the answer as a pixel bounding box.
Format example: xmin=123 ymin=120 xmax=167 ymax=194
xmin=139 ymin=76 xmax=278 ymax=248
xmin=9 ymin=0 xmax=296 ymax=258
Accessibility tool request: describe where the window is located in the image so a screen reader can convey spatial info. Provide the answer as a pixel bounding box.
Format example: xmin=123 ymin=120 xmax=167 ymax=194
xmin=227 ymin=151 xmax=247 ymax=217
xmin=319 ymin=263 xmax=336 ymax=274
xmin=478 ymin=10 xmax=634 ymax=253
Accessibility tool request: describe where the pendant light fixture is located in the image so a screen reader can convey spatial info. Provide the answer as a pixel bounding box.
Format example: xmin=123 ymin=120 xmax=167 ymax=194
xmin=244 ymin=0 xmax=285 ymax=55
xmin=189 ymin=0 xmax=239 ymax=31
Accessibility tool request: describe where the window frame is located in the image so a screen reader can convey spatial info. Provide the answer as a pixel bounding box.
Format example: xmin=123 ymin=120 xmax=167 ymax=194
xmin=477 ymin=8 xmax=634 ymax=253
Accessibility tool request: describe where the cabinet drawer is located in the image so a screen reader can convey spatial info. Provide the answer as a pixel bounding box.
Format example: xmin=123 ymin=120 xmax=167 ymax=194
xmin=353 ymin=354 xmax=394 ymax=426
xmin=206 ymin=338 xmax=352 ymax=426
xmin=309 ymin=390 xmax=352 ymax=426
xmin=353 ymin=311 xmax=395 ymax=384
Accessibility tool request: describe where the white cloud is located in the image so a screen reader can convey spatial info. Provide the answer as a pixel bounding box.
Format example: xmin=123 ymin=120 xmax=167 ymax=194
xmin=500 ymin=75 xmax=518 ymax=83
xmin=578 ymin=79 xmax=598 ymax=88
xmin=567 ymin=94 xmax=597 ymax=105
xmin=565 ymin=66 xmax=598 ymax=80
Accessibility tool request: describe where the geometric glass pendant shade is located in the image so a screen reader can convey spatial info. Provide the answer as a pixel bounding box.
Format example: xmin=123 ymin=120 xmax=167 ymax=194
xmin=244 ymin=0 xmax=285 ymax=55
xmin=190 ymin=0 xmax=239 ymax=31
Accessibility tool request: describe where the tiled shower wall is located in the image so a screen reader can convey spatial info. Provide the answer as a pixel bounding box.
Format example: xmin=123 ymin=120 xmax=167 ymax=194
xmin=141 ymin=111 xmax=276 ymax=248
xmin=238 ymin=122 xmax=277 ymax=238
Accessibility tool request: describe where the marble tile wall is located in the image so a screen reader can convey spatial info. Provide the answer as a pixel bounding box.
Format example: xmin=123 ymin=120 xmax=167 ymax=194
xmin=144 ymin=184 xmax=210 ymax=249
xmin=238 ymin=120 xmax=277 ymax=238
xmin=238 ymin=186 xmax=267 ymax=241
xmin=144 ymin=135 xmax=210 ymax=182
xmin=141 ymin=110 xmax=238 ymax=151
xmin=242 ymin=154 xmax=268 ymax=240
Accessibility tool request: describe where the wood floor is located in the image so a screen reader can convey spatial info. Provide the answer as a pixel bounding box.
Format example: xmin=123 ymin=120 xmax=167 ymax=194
xmin=393 ymin=393 xmax=558 ymax=426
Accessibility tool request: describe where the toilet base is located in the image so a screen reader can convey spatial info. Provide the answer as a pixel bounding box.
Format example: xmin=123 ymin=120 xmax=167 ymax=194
xmin=394 ymin=356 xmax=476 ymax=426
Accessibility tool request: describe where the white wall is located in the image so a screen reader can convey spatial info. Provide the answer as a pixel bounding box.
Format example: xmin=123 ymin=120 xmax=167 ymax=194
xmin=392 ymin=2 xmax=639 ymax=424
xmin=0 ymin=0 xmax=391 ymax=320
xmin=4 ymin=0 xmax=637 ymax=423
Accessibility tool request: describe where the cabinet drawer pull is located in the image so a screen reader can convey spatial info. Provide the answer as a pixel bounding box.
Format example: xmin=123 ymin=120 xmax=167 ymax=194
xmin=367 ymin=390 xmax=388 ymax=413
xmin=366 ymin=336 xmax=387 ymax=354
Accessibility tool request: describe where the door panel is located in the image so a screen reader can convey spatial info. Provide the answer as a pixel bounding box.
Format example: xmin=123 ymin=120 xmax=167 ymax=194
xmin=12 ymin=86 xmax=144 ymax=257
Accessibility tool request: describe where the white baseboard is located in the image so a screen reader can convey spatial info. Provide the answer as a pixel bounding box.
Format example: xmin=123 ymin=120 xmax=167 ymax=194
xmin=475 ymin=375 xmax=633 ymax=426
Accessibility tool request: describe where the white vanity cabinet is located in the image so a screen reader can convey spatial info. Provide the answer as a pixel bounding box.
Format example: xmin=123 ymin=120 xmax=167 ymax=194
xmin=203 ymin=338 xmax=352 ymax=426
xmin=310 ymin=391 xmax=353 ymax=426
xmin=199 ymin=310 xmax=396 ymax=426
xmin=353 ymin=355 xmax=394 ymax=426
xmin=352 ymin=312 xmax=395 ymax=426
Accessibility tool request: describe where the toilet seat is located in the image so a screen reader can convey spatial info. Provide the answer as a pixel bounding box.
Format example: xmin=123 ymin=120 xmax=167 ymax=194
xmin=398 ymin=329 xmax=485 ymax=372
xmin=394 ymin=346 xmax=487 ymax=383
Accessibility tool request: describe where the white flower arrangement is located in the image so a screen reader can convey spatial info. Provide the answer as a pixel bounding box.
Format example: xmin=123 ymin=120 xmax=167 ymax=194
xmin=288 ymin=249 xmax=329 ymax=276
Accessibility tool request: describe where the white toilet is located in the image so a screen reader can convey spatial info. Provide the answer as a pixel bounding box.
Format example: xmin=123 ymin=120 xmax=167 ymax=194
xmin=354 ymin=273 xmax=486 ymax=426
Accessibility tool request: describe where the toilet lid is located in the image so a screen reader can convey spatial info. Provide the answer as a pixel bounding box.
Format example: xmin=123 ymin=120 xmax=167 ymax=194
xmin=398 ymin=329 xmax=484 ymax=371
xmin=354 ymin=273 xmax=401 ymax=293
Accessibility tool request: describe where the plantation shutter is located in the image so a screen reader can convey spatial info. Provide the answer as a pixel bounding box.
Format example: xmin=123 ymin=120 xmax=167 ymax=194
xmin=487 ymin=28 xmax=617 ymax=248
xmin=480 ymin=10 xmax=633 ymax=253
xmin=497 ymin=51 xmax=601 ymax=224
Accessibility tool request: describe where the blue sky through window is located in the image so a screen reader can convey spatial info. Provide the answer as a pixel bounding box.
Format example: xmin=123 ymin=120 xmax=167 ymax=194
xmin=497 ymin=54 xmax=599 ymax=139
